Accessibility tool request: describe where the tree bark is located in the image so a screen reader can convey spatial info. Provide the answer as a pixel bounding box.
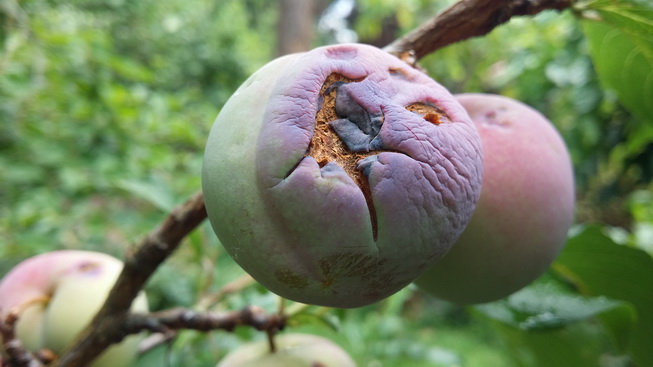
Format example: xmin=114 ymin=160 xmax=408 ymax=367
xmin=277 ymin=0 xmax=316 ymax=56
xmin=384 ymin=0 xmax=572 ymax=59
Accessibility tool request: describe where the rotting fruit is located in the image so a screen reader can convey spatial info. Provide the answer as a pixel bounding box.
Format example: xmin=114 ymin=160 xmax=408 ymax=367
xmin=216 ymin=333 xmax=356 ymax=367
xmin=0 ymin=250 xmax=149 ymax=367
xmin=415 ymin=93 xmax=575 ymax=304
xmin=202 ymin=43 xmax=483 ymax=308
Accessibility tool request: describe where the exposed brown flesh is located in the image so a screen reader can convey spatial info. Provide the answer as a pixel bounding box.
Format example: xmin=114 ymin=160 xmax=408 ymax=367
xmin=306 ymin=73 xmax=451 ymax=241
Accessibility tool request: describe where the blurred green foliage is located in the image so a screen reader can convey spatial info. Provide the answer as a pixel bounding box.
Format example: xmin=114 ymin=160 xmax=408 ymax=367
xmin=0 ymin=0 xmax=275 ymax=259
xmin=1 ymin=0 xmax=652 ymax=366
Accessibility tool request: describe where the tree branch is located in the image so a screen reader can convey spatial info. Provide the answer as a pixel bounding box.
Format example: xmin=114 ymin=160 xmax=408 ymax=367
xmin=384 ymin=0 xmax=573 ymax=59
xmin=55 ymin=191 xmax=207 ymax=367
xmin=0 ymin=311 xmax=47 ymax=367
xmin=124 ymin=306 xmax=286 ymax=335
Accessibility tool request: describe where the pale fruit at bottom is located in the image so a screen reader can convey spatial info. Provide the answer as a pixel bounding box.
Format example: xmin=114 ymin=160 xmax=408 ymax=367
xmin=216 ymin=333 xmax=356 ymax=367
xmin=0 ymin=250 xmax=148 ymax=367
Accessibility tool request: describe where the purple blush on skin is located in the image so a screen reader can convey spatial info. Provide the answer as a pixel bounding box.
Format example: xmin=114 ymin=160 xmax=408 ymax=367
xmin=202 ymin=43 xmax=483 ymax=308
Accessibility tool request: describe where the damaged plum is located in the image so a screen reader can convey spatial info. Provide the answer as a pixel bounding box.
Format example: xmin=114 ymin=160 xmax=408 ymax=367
xmin=202 ymin=43 xmax=483 ymax=308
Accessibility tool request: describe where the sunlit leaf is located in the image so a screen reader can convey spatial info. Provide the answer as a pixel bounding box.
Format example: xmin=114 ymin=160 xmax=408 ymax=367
xmin=116 ymin=179 xmax=175 ymax=212
xmin=553 ymin=225 xmax=653 ymax=366
xmin=581 ymin=0 xmax=653 ymax=123
xmin=474 ymin=283 xmax=635 ymax=333
xmin=487 ymin=320 xmax=620 ymax=367
xmin=474 ymin=279 xmax=635 ymax=366
xmin=287 ymin=309 xmax=341 ymax=332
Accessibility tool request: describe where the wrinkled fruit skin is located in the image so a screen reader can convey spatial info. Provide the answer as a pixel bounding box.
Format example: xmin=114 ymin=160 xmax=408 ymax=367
xmin=202 ymin=43 xmax=483 ymax=308
xmin=216 ymin=333 xmax=356 ymax=367
xmin=415 ymin=93 xmax=575 ymax=304
xmin=0 ymin=250 xmax=149 ymax=367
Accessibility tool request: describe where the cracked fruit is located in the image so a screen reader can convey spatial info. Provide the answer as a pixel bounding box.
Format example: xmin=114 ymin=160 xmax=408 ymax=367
xmin=202 ymin=44 xmax=483 ymax=308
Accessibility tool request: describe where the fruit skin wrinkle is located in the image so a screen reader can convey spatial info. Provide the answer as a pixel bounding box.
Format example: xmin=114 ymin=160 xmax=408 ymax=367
xmin=202 ymin=43 xmax=483 ymax=308
xmin=416 ymin=93 xmax=575 ymax=305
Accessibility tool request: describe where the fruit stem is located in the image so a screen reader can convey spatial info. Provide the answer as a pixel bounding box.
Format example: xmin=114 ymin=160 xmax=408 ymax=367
xmin=277 ymin=296 xmax=286 ymax=316
xmin=12 ymin=296 xmax=51 ymax=315
xmin=266 ymin=330 xmax=277 ymax=354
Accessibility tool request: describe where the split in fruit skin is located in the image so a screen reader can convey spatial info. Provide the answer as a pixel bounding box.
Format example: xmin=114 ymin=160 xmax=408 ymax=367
xmin=202 ymin=43 xmax=484 ymax=308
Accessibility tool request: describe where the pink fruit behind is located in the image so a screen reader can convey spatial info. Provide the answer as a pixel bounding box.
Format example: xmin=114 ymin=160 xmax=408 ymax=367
xmin=415 ymin=93 xmax=575 ymax=304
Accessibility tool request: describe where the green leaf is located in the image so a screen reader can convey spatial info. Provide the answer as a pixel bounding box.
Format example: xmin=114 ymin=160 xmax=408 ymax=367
xmin=474 ymin=280 xmax=635 ymax=367
xmin=581 ymin=1 xmax=653 ymax=123
xmin=553 ymin=225 xmax=653 ymax=366
xmin=487 ymin=321 xmax=619 ymax=367
xmin=287 ymin=308 xmax=341 ymax=332
xmin=116 ymin=179 xmax=175 ymax=212
xmin=474 ymin=283 xmax=635 ymax=333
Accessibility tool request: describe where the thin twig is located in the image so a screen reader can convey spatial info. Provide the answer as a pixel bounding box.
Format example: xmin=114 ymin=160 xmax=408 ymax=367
xmin=0 ymin=311 xmax=46 ymax=367
xmin=266 ymin=330 xmax=277 ymax=354
xmin=197 ymin=274 xmax=256 ymax=311
xmin=384 ymin=0 xmax=573 ymax=59
xmin=124 ymin=306 xmax=286 ymax=335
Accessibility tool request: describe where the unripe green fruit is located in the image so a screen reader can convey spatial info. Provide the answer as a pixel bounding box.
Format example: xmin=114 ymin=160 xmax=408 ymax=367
xmin=415 ymin=94 xmax=575 ymax=304
xmin=216 ymin=333 xmax=356 ymax=367
xmin=0 ymin=250 xmax=149 ymax=367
